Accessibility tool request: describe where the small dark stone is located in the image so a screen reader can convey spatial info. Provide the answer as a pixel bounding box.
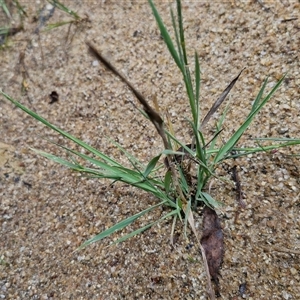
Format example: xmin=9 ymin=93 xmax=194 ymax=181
xmin=49 ymin=91 xmax=59 ymax=104
xmin=239 ymin=282 xmax=247 ymax=296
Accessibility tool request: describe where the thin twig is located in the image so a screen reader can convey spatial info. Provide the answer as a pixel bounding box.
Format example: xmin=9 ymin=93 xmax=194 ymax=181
xmin=231 ymin=165 xmax=246 ymax=208
xmin=281 ymin=17 xmax=298 ymax=23
xmin=262 ymin=246 xmax=300 ymax=255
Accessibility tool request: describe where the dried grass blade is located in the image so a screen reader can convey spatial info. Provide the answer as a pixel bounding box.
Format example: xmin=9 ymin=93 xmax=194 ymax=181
xmin=185 ymin=206 xmax=215 ymax=300
xmin=86 ymin=42 xmax=163 ymax=126
xmin=200 ymin=68 xmax=245 ymax=130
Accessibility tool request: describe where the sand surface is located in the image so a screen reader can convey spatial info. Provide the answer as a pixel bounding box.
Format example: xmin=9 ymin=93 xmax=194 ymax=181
xmin=0 ymin=1 xmax=299 ymax=299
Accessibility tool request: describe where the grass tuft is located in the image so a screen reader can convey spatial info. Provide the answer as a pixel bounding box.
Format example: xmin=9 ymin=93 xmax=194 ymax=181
xmin=1 ymin=0 xmax=298 ymax=259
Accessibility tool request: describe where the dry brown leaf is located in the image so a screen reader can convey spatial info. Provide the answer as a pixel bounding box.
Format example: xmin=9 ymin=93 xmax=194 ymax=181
xmin=186 ymin=206 xmax=215 ymax=300
xmin=201 ymin=206 xmax=224 ymax=297
xmin=200 ymin=68 xmax=245 ymax=130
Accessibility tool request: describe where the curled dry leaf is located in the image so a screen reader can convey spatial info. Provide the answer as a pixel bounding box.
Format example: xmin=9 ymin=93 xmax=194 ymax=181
xmin=201 ymin=206 xmax=224 ymax=297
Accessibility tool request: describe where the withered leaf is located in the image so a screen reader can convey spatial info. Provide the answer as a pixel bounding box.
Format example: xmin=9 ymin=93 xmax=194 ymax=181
xmin=201 ymin=206 xmax=224 ymax=297
xmin=200 ymin=68 xmax=245 ymax=130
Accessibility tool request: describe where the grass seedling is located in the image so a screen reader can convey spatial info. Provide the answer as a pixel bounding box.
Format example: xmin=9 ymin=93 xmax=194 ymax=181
xmin=1 ymin=0 xmax=298 ymax=297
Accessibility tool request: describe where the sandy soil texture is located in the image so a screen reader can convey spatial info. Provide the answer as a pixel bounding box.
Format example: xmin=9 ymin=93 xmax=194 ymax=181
xmin=0 ymin=1 xmax=299 ymax=299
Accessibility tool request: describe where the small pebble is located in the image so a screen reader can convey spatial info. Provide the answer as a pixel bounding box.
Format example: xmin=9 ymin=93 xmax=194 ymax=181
xmin=290 ymin=267 xmax=297 ymax=276
xmin=92 ymin=60 xmax=99 ymax=67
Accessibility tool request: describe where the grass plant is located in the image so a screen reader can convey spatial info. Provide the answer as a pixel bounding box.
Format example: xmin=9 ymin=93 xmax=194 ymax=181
xmin=1 ymin=0 xmax=297 ymax=257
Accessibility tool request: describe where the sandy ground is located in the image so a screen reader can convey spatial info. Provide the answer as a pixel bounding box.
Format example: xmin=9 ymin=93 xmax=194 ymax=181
xmin=0 ymin=1 xmax=299 ymax=299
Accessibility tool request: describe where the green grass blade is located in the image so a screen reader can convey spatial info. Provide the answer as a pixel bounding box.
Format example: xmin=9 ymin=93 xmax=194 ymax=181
xmin=0 ymin=91 xmax=122 ymax=167
xmin=164 ymin=130 xmax=194 ymax=156
xmin=109 ymin=138 xmax=144 ymax=169
xmin=45 ymin=21 xmax=72 ymax=30
xmin=214 ymin=75 xmax=285 ymax=164
xmin=32 ymin=148 xmax=133 ymax=183
xmin=0 ymin=0 xmax=12 ymax=19
xmin=47 ymin=0 xmax=80 ymax=19
xmin=217 ymin=102 xmax=230 ymax=131
xmin=206 ymin=107 xmax=228 ymax=161
xmin=43 ymin=141 xmax=172 ymax=201
xmin=196 ymin=169 xmax=205 ymax=197
xmin=33 ymin=147 xmax=167 ymax=192
xmin=166 ymin=134 xmax=195 ymax=161
xmin=38 ymin=139 xmax=135 ymax=177
xmin=178 ymin=166 xmax=189 ymax=194
xmin=13 ymin=0 xmax=28 ymax=17
xmin=184 ymin=69 xmax=197 ymax=125
xmin=187 ymin=119 xmax=206 ymax=165
xmin=195 ymin=51 xmax=201 ymax=124
xmin=255 ymin=137 xmax=300 ymax=142
xmin=225 ymin=141 xmax=300 ymax=159
xmin=198 ymin=130 xmax=207 ymax=161
xmin=0 ymin=27 xmax=9 ymax=35
xmin=148 ymin=0 xmax=183 ymax=73
xmin=201 ymin=192 xmax=224 ymax=209
xmin=32 ymin=149 xmax=84 ymax=170
xmin=170 ymin=7 xmax=184 ymax=66
xmin=164 ymin=130 xmax=218 ymax=181
xmin=162 ymin=149 xmax=186 ymax=156
xmin=199 ymin=192 xmax=223 ymax=209
xmin=250 ymin=77 xmax=268 ymax=114
xmin=41 ymin=139 xmax=170 ymax=199
xmin=164 ymin=170 xmax=172 ymax=194
xmin=112 ymin=208 xmax=179 ymax=245
xmin=149 ymin=0 xmax=197 ymax=125
xmin=143 ymin=154 xmax=161 ymax=178
xmin=76 ymin=200 xmax=167 ymax=250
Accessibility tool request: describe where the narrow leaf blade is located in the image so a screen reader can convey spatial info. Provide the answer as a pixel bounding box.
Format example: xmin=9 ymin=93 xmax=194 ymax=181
xmin=200 ymin=68 xmax=244 ymax=130
xmin=148 ymin=0 xmax=183 ymax=73
xmin=214 ymin=75 xmax=285 ymax=164
xmin=143 ymin=154 xmax=161 ymax=178
xmin=76 ymin=201 xmax=166 ymax=250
